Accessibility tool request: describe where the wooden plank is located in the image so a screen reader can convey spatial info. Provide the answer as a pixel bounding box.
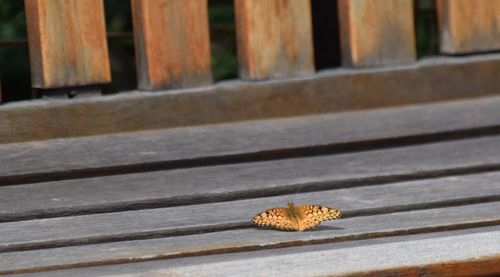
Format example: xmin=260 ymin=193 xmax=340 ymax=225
xmin=1 ymin=171 xmax=499 ymax=251
xmin=6 ymin=229 xmax=500 ymax=277
xmin=1 ymin=54 xmax=500 ymax=143
xmin=437 ymin=0 xmax=500 ymax=54
xmin=338 ymin=0 xmax=416 ymax=66
xmin=234 ymin=0 xmax=315 ymax=79
xmin=1 ymin=204 xmax=499 ymax=274
xmin=1 ymin=135 xmax=500 ymax=222
xmin=113 ymin=230 xmax=500 ymax=277
xmin=77 ymin=229 xmax=500 ymax=277
xmin=19 ymin=235 xmax=500 ymax=277
xmin=342 ymin=256 xmax=500 ymax=277
xmin=131 ymin=0 xmax=212 ymax=90
xmin=3 ymin=94 xmax=500 ymax=183
xmin=24 ymin=0 xmax=111 ymax=88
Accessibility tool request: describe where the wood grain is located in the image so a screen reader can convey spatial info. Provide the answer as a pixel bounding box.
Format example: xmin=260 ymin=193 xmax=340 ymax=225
xmin=102 ymin=229 xmax=500 ymax=277
xmin=131 ymin=0 xmax=212 ymax=90
xmin=35 ymin=249 xmax=500 ymax=277
xmin=437 ymin=0 xmax=500 ymax=53
xmin=346 ymin=255 xmax=500 ymax=277
xmin=1 ymin=206 xmax=498 ymax=274
xmin=234 ymin=0 xmax=315 ymax=79
xmin=1 ymin=172 xmax=499 ymax=251
xmin=338 ymin=0 xmax=416 ymax=66
xmin=5 ymin=229 xmax=499 ymax=276
xmin=2 ymin=95 xmax=500 ymax=184
xmin=24 ymin=0 xmax=111 ymax=88
xmin=1 ymin=135 xmax=500 ymax=222
xmin=163 ymin=230 xmax=500 ymax=277
xmin=1 ymin=54 xmax=500 ymax=143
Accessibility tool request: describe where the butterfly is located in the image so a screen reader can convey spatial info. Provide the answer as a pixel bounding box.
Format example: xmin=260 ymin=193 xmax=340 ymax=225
xmin=252 ymin=201 xmax=342 ymax=231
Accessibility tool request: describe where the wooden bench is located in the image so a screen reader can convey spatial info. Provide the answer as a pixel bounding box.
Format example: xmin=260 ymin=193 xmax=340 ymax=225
xmin=1 ymin=1 xmax=500 ymax=276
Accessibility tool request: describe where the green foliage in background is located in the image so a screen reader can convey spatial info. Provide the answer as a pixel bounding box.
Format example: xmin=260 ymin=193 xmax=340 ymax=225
xmin=414 ymin=0 xmax=439 ymax=57
xmin=0 ymin=0 xmax=25 ymax=38
xmin=0 ymin=0 xmax=30 ymax=101
xmin=209 ymin=3 xmax=238 ymax=80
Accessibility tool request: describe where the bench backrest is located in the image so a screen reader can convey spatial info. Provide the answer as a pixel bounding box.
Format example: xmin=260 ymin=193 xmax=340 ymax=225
xmin=1 ymin=0 xmax=500 ymax=143
xmin=0 ymin=0 xmax=496 ymax=97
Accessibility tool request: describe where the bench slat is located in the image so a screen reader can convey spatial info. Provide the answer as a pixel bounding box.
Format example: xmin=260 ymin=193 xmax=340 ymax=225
xmin=437 ymin=0 xmax=500 ymax=53
xmin=163 ymin=229 xmax=500 ymax=277
xmin=1 ymin=203 xmax=499 ymax=274
xmin=131 ymin=0 xmax=212 ymax=90
xmin=234 ymin=0 xmax=315 ymax=79
xmin=338 ymin=0 xmax=416 ymax=66
xmin=2 ymin=135 xmax=500 ymax=222
xmin=2 ymin=171 xmax=499 ymax=251
xmin=77 ymin=229 xmax=499 ymax=277
xmin=2 ymin=96 xmax=500 ymax=183
xmin=24 ymin=0 xmax=111 ymax=88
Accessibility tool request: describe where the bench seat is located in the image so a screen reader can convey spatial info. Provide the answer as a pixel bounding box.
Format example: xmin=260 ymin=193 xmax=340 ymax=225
xmin=1 ymin=96 xmax=500 ymax=276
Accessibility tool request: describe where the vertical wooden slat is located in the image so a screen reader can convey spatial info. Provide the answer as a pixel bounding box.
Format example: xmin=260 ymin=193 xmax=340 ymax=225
xmin=24 ymin=0 xmax=111 ymax=89
xmin=437 ymin=0 xmax=500 ymax=54
xmin=131 ymin=0 xmax=212 ymax=91
xmin=338 ymin=0 xmax=416 ymax=67
xmin=234 ymin=0 xmax=315 ymax=80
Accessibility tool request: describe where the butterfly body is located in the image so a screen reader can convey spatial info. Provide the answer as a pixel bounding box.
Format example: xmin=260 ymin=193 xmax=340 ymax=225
xmin=252 ymin=201 xmax=342 ymax=231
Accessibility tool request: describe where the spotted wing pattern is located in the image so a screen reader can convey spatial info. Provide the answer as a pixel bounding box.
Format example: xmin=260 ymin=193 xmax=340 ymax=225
xmin=252 ymin=208 xmax=298 ymax=231
xmin=253 ymin=203 xmax=342 ymax=231
xmin=297 ymin=205 xmax=342 ymax=231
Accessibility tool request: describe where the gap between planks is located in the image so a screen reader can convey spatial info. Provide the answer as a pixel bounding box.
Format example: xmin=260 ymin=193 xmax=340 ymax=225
xmin=0 ymin=195 xmax=500 ymax=254
xmin=3 ymin=135 xmax=500 ymax=223
xmin=0 ymin=164 xmax=500 ymax=223
xmin=1 ymin=205 xmax=499 ymax=275
xmin=3 ymin=95 xmax=500 ymax=186
xmin=67 ymin=228 xmax=499 ymax=277
xmin=1 ymin=171 xmax=500 ymax=252
xmin=2 ymin=163 xmax=500 ymax=224
xmin=2 ymin=125 xmax=500 ymax=187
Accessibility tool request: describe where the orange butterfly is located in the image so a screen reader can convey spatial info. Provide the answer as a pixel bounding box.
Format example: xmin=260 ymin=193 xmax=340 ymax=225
xmin=253 ymin=201 xmax=342 ymax=231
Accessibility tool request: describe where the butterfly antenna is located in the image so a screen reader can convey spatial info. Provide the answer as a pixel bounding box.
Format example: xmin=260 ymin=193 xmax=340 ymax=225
xmin=290 ymin=182 xmax=306 ymax=205
xmin=278 ymin=183 xmax=305 ymax=205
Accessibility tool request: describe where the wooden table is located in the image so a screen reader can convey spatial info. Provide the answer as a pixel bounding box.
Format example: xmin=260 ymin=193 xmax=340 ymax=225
xmin=1 ymin=96 xmax=500 ymax=276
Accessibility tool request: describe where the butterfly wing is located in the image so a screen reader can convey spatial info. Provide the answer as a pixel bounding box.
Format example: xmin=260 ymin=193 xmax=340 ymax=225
xmin=252 ymin=207 xmax=298 ymax=231
xmin=297 ymin=205 xmax=342 ymax=231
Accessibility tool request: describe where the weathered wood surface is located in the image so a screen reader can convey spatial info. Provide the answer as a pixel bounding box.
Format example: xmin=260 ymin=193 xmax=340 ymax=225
xmin=338 ymin=0 xmax=416 ymax=66
xmin=1 ymin=134 xmax=500 ymax=221
xmin=131 ymin=0 xmax=212 ymax=90
xmin=2 ymin=135 xmax=500 ymax=222
xmin=437 ymin=0 xmax=500 ymax=54
xmin=1 ymin=96 xmax=500 ymax=275
xmin=1 ymin=54 xmax=500 ymax=143
xmin=234 ymin=0 xmax=315 ymax=79
xmin=1 ymin=205 xmax=499 ymax=275
xmin=24 ymin=0 xmax=111 ymax=88
xmin=2 ymin=95 xmax=500 ymax=184
xmin=5 ymin=228 xmax=499 ymax=276
xmin=31 ymin=228 xmax=497 ymax=277
xmin=2 ymin=171 xmax=499 ymax=251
